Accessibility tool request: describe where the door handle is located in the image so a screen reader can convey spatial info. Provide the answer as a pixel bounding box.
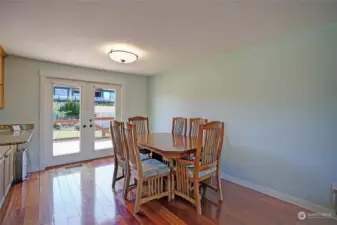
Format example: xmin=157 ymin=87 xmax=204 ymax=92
xmin=83 ymin=125 xmax=87 ymax=128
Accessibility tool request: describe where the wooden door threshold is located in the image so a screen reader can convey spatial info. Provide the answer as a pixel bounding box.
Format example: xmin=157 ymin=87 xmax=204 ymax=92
xmin=45 ymin=155 xmax=114 ymax=170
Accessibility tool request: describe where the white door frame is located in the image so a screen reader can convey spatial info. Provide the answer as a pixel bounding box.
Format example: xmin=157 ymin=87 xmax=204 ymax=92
xmin=86 ymin=81 xmax=122 ymax=157
xmin=39 ymin=70 xmax=124 ymax=170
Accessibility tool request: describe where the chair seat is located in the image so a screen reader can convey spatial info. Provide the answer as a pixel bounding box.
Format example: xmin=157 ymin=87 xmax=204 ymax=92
xmin=188 ymin=166 xmax=216 ymax=178
xmin=141 ymin=159 xmax=171 ymax=178
xmin=140 ymin=153 xmax=150 ymax=161
xmin=182 ymin=155 xmax=196 ymax=161
xmin=174 ymin=164 xmax=216 ymax=178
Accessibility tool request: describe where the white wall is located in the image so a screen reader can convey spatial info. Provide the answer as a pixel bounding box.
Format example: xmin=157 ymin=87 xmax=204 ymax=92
xmin=149 ymin=22 xmax=337 ymax=210
xmin=0 ymin=56 xmax=149 ymax=171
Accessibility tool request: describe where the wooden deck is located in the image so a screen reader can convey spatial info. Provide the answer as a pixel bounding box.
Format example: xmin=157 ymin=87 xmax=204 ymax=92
xmin=0 ymin=157 xmax=335 ymax=225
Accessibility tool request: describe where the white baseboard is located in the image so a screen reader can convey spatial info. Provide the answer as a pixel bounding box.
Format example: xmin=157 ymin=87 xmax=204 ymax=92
xmin=221 ymin=173 xmax=337 ymax=221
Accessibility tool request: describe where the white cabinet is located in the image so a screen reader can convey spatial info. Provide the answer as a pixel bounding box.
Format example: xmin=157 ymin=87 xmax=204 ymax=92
xmin=0 ymin=146 xmax=14 ymax=208
xmin=4 ymin=148 xmax=13 ymax=194
xmin=8 ymin=146 xmax=14 ymax=189
xmin=0 ymin=156 xmax=4 ymax=206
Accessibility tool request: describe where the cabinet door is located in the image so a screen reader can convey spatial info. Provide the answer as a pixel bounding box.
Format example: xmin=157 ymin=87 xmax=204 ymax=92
xmin=4 ymin=151 xmax=10 ymax=193
xmin=0 ymin=157 xmax=4 ymax=205
xmin=9 ymin=147 xmax=14 ymax=183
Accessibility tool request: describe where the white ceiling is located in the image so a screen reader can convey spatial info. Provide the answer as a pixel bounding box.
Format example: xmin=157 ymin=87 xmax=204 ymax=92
xmin=1 ymin=0 xmax=337 ymax=76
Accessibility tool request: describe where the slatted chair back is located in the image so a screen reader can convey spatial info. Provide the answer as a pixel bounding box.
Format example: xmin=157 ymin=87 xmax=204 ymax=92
xmin=189 ymin=118 xmax=208 ymax=137
xmin=128 ymin=116 xmax=150 ymax=135
xmin=123 ymin=122 xmax=142 ymax=174
xmin=172 ymin=117 xmax=187 ymax=136
xmin=110 ymin=120 xmax=126 ymax=161
xmin=194 ymin=121 xmax=224 ymax=175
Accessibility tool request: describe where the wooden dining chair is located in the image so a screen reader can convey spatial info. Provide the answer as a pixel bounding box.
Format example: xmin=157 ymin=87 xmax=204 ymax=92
xmin=189 ymin=118 xmax=208 ymax=137
xmin=110 ymin=121 xmax=127 ymax=189
xmin=128 ymin=116 xmax=151 ymax=155
xmin=184 ymin=118 xmax=208 ymax=160
xmin=172 ymin=117 xmax=187 ymax=136
xmin=128 ymin=116 xmax=150 ymax=135
xmin=110 ymin=121 xmax=149 ymax=190
xmin=123 ymin=122 xmax=171 ymax=213
xmin=174 ymin=121 xmax=224 ymax=215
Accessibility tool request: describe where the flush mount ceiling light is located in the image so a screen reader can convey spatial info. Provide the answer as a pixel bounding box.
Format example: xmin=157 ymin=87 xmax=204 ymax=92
xmin=108 ymin=49 xmax=138 ymax=64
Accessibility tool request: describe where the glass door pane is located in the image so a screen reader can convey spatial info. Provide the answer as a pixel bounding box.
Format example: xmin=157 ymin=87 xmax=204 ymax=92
xmin=93 ymin=88 xmax=115 ymax=151
xmin=52 ymin=84 xmax=81 ymax=156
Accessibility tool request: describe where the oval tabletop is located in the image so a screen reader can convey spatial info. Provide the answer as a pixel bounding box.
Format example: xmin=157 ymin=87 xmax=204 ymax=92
xmin=137 ymin=133 xmax=198 ymax=158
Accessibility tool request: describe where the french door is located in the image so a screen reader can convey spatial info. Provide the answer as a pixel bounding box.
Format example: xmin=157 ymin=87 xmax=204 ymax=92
xmin=43 ymin=78 xmax=121 ymax=168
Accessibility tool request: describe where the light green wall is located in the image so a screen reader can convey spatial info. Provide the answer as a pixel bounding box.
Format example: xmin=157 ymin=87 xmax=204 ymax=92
xmin=149 ymin=22 xmax=337 ymax=209
xmin=0 ymin=56 xmax=149 ymax=171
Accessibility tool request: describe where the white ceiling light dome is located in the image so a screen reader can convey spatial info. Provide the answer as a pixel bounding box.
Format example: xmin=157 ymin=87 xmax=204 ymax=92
xmin=108 ymin=49 xmax=138 ymax=64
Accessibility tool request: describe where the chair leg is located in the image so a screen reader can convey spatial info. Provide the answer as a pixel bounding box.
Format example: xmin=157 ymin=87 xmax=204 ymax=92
xmin=201 ymin=177 xmax=211 ymax=198
xmin=134 ymin=179 xmax=143 ymax=213
xmin=123 ymin=170 xmax=131 ymax=200
xmin=167 ymin=174 xmax=171 ymax=202
xmin=216 ymin=169 xmax=223 ymax=202
xmin=112 ymin=163 xmax=118 ymax=189
xmin=194 ymin=180 xmax=202 ymax=215
xmin=172 ymin=173 xmax=175 ymax=200
xmin=202 ymin=182 xmax=207 ymax=198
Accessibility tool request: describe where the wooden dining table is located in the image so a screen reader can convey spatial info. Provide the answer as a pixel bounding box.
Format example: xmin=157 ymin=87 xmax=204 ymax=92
xmin=137 ymin=133 xmax=198 ymax=160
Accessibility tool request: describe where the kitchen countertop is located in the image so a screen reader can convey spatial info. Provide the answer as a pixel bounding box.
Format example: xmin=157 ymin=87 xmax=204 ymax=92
xmin=0 ymin=129 xmax=34 ymax=146
xmin=0 ymin=124 xmax=34 ymax=158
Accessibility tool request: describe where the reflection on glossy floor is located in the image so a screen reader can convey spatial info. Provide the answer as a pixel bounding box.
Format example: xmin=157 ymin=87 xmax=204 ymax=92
xmin=0 ymin=157 xmax=336 ymax=225
xmin=53 ymin=139 xmax=112 ymax=156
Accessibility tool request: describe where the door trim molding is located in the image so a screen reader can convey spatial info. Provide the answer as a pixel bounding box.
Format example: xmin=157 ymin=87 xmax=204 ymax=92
xmin=39 ymin=70 xmax=124 ymax=171
xmin=39 ymin=74 xmax=47 ymax=171
xmin=38 ymin=69 xmax=125 ymax=85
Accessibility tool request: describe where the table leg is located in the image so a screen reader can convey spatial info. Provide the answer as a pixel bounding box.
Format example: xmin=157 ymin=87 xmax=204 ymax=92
xmin=169 ymin=159 xmax=175 ymax=200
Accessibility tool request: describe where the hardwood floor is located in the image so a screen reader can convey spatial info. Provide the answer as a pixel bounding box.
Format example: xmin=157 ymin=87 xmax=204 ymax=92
xmin=0 ymin=157 xmax=335 ymax=225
